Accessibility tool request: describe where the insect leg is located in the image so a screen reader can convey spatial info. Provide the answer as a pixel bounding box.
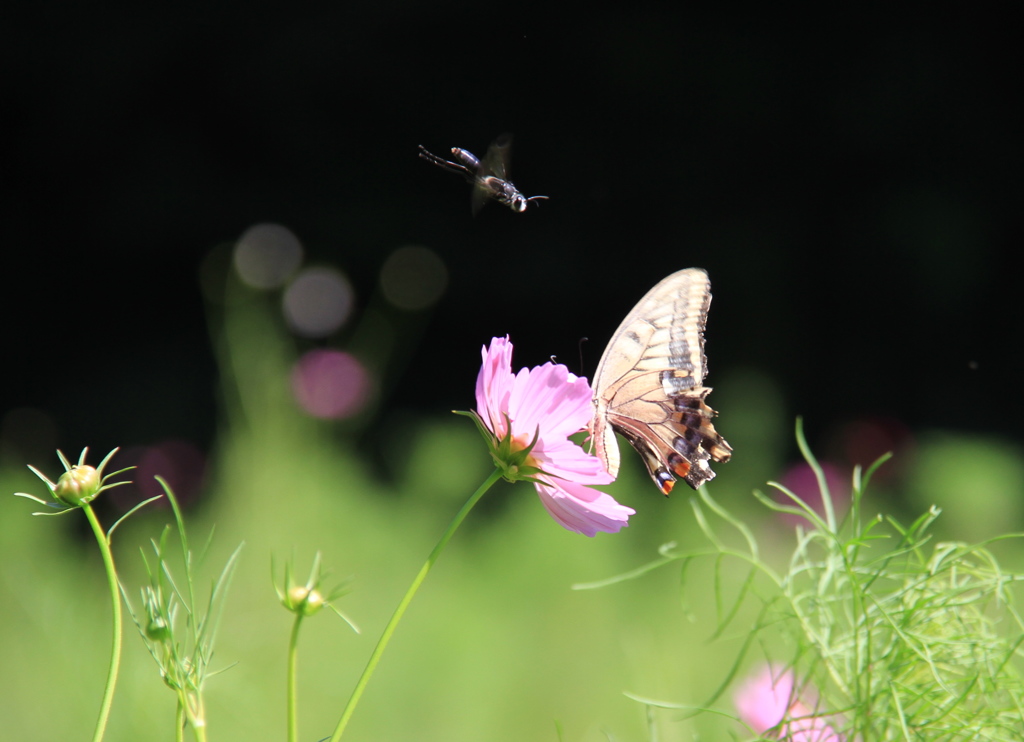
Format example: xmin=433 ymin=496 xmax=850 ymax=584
xmin=417 ymin=145 xmax=475 ymax=181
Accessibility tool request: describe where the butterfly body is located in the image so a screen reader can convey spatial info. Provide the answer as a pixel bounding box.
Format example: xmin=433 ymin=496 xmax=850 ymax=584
xmin=591 ymin=268 xmax=732 ymax=494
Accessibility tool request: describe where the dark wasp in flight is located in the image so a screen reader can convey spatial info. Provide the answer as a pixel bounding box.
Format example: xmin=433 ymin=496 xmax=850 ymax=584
xmin=418 ymin=135 xmax=549 ymax=214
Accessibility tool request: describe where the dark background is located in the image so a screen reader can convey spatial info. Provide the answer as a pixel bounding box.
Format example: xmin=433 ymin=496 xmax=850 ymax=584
xmin=2 ymin=5 xmax=1020 ymax=484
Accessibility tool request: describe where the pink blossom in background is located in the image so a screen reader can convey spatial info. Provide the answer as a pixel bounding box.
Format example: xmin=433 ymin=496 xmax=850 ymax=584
xmin=475 ymin=336 xmax=634 ymax=537
xmin=734 ymin=664 xmax=844 ymax=741
xmin=291 ymin=349 xmax=371 ymax=419
xmin=837 ymin=415 xmax=913 ymax=485
xmin=735 ymin=664 xmax=795 ymax=733
xmin=136 ymin=440 xmax=206 ymax=504
xmin=776 ymin=461 xmax=850 ymax=527
xmin=108 ymin=440 xmax=207 ymax=511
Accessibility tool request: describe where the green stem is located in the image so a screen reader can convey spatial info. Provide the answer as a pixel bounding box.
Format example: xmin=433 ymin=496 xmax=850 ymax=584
xmin=186 ymin=695 xmax=209 ymax=742
xmin=287 ymin=614 xmax=305 ymax=742
xmin=83 ymin=503 xmax=123 ymax=742
xmin=329 ymin=468 xmax=503 ymax=742
xmin=175 ymin=702 xmax=185 ymax=742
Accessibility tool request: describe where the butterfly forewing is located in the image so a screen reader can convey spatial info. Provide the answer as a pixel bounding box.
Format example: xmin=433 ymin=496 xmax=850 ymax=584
xmin=591 ymin=268 xmax=732 ymax=494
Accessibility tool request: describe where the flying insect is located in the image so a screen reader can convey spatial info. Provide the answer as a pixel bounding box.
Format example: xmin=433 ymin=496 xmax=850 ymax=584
xmin=418 ymin=136 xmax=549 ymax=214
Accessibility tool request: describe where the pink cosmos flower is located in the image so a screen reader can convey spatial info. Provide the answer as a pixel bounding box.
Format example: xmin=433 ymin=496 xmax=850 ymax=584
xmin=776 ymin=461 xmax=850 ymax=528
xmin=473 ymin=336 xmax=634 ymax=537
xmin=734 ymin=664 xmax=845 ymax=741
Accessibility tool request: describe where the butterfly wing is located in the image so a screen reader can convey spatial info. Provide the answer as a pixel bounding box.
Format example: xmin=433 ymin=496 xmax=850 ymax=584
xmin=591 ymin=268 xmax=732 ymax=494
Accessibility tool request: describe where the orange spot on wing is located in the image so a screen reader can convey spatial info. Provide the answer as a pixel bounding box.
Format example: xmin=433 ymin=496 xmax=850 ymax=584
xmin=673 ymin=460 xmax=691 ymax=478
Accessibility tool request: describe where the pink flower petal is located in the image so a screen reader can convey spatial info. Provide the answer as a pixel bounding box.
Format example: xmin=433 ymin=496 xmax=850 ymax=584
xmin=509 ymin=362 xmax=593 ymax=439
xmin=734 ymin=665 xmax=845 ymax=741
xmin=535 ymin=479 xmax=635 ymax=537
xmin=787 ymin=713 xmax=845 ymax=742
xmin=735 ymin=664 xmax=795 ymax=733
xmin=474 ymin=336 xmax=633 ymax=536
xmin=531 ymin=438 xmax=613 ymax=484
xmin=476 ymin=336 xmax=515 ymax=435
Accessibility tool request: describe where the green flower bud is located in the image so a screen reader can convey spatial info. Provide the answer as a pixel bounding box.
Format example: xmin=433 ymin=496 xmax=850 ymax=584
xmin=146 ymin=616 xmax=171 ymax=642
xmin=53 ymin=465 xmax=102 ymax=506
xmin=286 ymin=586 xmax=325 ymax=616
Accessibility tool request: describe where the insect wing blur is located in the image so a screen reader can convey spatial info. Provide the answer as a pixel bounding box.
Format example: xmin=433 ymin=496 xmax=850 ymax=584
xmin=472 ymin=137 xmax=513 ymax=214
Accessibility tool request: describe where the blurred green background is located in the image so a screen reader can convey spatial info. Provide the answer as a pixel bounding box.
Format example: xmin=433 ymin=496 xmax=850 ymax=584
xmin=2 ymin=3 xmax=1022 ymax=740
xmin=3 ymin=266 xmax=1023 ymax=740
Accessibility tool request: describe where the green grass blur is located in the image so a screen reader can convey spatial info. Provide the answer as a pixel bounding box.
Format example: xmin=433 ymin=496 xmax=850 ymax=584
xmin=3 ymin=269 xmax=1024 ymax=741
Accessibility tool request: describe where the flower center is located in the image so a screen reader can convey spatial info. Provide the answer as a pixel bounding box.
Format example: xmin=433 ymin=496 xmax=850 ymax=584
xmin=511 ymin=432 xmax=542 ymax=470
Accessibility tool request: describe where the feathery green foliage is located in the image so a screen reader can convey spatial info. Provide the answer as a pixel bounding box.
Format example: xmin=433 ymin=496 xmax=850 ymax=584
xmin=581 ymin=420 xmax=1024 ymax=740
xmin=122 ymin=478 xmax=243 ymax=741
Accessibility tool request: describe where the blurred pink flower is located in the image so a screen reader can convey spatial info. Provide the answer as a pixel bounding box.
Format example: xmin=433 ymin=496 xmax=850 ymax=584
xmin=776 ymin=462 xmax=850 ymax=527
xmin=474 ymin=336 xmax=634 ymax=537
xmin=734 ymin=664 xmax=844 ymax=741
xmin=291 ymin=349 xmax=371 ymax=419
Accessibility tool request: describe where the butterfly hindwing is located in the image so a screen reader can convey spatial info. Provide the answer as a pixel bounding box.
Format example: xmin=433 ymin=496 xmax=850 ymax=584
xmin=591 ymin=268 xmax=732 ymax=494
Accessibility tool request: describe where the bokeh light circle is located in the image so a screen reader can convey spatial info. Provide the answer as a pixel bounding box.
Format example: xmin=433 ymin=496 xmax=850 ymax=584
xmin=291 ymin=349 xmax=371 ymax=419
xmin=380 ymin=245 xmax=448 ymax=310
xmin=234 ymin=223 xmax=304 ymax=289
xmin=282 ymin=267 xmax=355 ymax=338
